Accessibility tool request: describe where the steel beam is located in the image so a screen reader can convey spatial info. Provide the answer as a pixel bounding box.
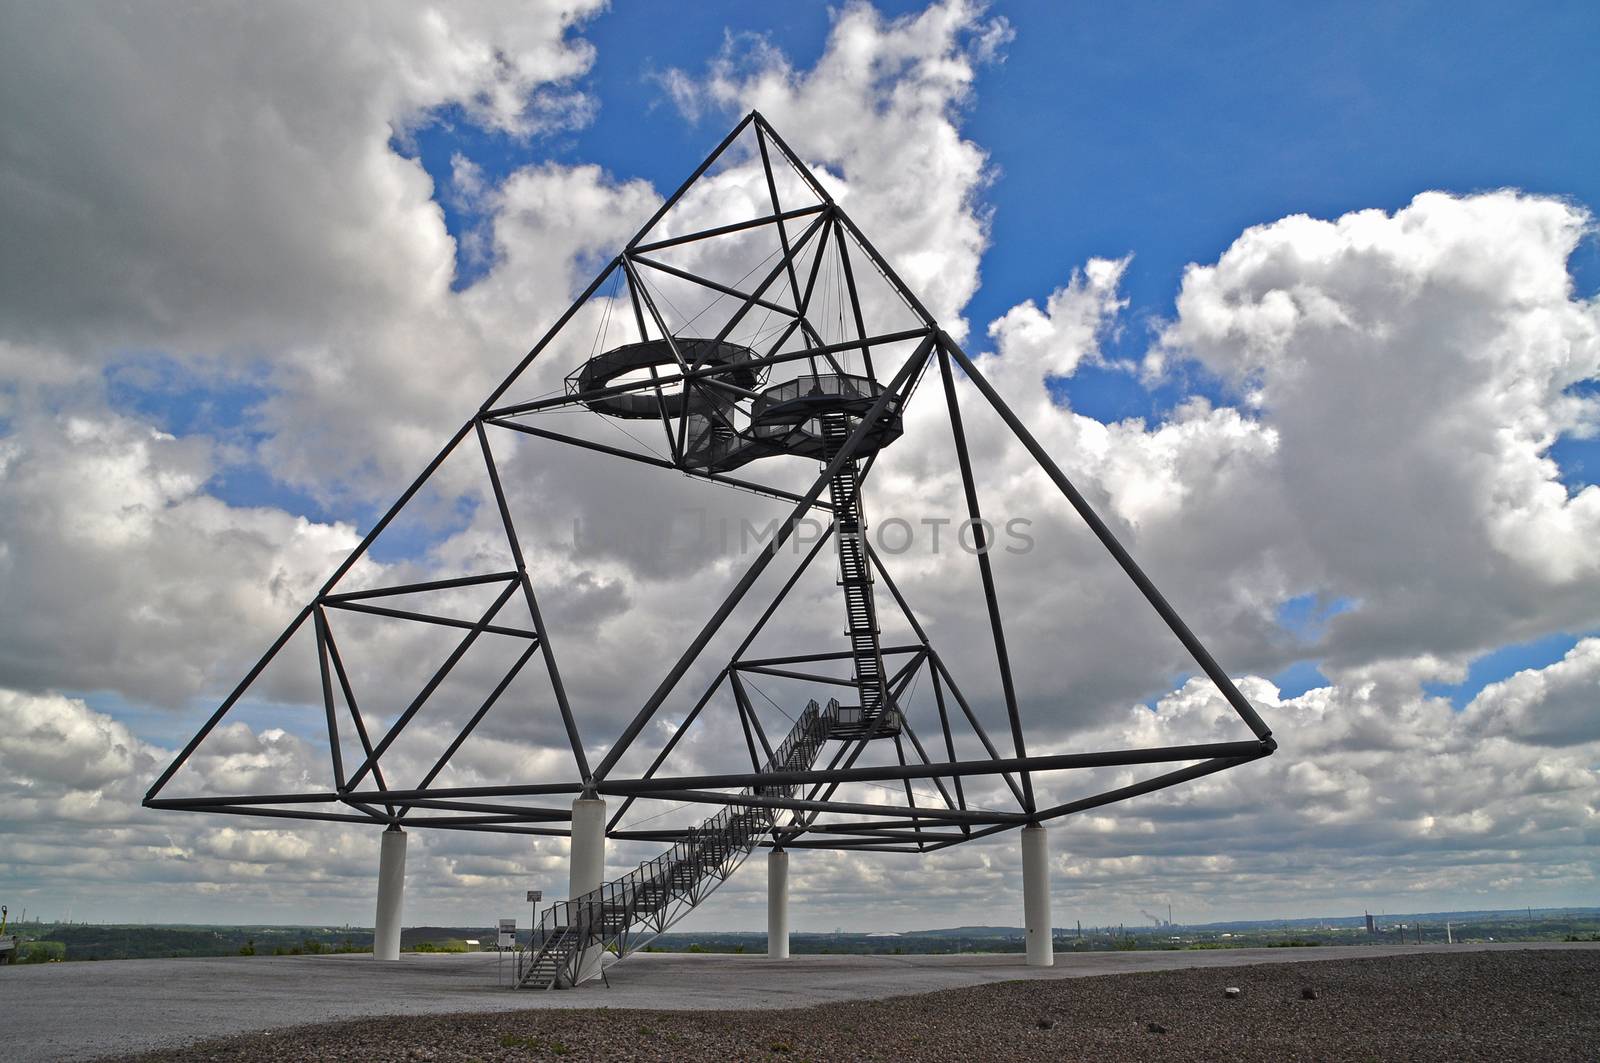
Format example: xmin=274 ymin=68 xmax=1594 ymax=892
xmin=939 ymin=335 xmax=1275 ymax=746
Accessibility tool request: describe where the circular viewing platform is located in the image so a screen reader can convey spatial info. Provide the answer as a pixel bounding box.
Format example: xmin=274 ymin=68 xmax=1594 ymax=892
xmin=570 ymin=339 xmax=904 ymax=474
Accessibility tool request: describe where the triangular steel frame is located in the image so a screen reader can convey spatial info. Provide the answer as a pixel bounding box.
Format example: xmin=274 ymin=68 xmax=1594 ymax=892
xmin=146 ymin=113 xmax=1275 ymax=852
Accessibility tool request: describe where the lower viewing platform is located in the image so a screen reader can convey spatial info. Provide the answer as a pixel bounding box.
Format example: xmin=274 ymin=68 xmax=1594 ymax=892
xmin=823 ymin=704 xmax=903 ymax=739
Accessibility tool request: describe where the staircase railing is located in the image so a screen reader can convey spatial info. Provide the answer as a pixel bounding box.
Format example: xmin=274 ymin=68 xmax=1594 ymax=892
xmin=820 ymin=412 xmax=891 ymax=726
xmin=515 ymin=698 xmax=836 ymax=989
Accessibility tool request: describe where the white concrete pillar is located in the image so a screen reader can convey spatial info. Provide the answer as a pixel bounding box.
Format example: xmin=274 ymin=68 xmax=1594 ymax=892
xmin=1021 ymin=823 xmax=1053 ymax=967
xmin=568 ymin=796 xmax=607 ymax=984
xmin=373 ymin=825 xmax=407 ymax=961
xmin=768 ymin=849 xmax=789 ymax=959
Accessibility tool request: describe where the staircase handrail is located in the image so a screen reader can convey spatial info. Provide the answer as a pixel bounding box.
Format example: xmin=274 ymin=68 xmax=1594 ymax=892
xmin=516 ymin=698 xmax=836 ymax=987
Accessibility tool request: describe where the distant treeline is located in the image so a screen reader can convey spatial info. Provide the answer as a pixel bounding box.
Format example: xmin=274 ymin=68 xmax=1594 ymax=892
xmin=3 ymin=924 xmax=376 ymax=963
xmin=5 ymin=911 xmax=1596 ymax=964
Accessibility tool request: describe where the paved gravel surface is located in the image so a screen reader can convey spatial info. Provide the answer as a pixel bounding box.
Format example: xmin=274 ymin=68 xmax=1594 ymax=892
xmin=107 ymin=948 xmax=1599 ymax=1062
xmin=24 ymin=942 xmax=1584 ymax=1060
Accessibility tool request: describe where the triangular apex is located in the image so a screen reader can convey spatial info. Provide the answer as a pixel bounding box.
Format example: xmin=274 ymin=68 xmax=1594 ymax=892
xmin=479 ymin=112 xmax=934 ymax=498
xmin=148 ymin=113 xmax=1273 ymax=846
xmin=630 ymin=113 xmax=829 ymax=251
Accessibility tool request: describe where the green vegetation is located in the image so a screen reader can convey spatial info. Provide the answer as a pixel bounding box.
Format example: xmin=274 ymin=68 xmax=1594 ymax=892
xmin=0 ymin=921 xmax=524 ymax=962
xmin=19 ymin=940 xmax=66 ymax=963
xmin=0 ymin=923 xmax=376 ymax=962
xmin=498 ymin=1033 xmax=541 ymax=1050
xmin=0 ymin=909 xmax=1593 ymax=964
xmin=623 ymin=908 xmax=1600 ymax=957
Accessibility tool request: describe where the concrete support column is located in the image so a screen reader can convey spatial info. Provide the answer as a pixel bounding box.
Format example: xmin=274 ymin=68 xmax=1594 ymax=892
xmin=768 ymin=849 xmax=789 ymax=959
xmin=1021 ymin=823 xmax=1053 ymax=967
xmin=568 ymin=796 xmax=607 ymax=985
xmin=373 ymin=825 xmax=407 ymax=961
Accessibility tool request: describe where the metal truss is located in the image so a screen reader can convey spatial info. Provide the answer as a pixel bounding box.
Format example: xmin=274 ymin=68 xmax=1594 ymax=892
xmin=147 ymin=112 xmax=1275 ymax=857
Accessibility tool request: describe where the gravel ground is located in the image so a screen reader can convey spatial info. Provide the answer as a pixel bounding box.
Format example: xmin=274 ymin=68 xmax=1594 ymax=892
xmin=110 ymin=948 xmax=1597 ymax=1062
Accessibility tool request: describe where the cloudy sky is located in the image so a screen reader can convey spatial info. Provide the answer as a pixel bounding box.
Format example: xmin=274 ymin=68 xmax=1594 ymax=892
xmin=2 ymin=1 xmax=1597 ymax=933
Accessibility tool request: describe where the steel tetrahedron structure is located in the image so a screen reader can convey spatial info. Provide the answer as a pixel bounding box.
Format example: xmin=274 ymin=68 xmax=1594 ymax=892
xmin=147 ymin=112 xmax=1275 ymax=986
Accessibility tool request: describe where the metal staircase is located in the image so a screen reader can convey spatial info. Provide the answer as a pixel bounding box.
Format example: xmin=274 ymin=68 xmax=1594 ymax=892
xmin=820 ymin=412 xmax=899 ymax=739
xmin=515 ymin=699 xmax=838 ymax=989
xmin=513 ymin=401 xmax=908 ymax=991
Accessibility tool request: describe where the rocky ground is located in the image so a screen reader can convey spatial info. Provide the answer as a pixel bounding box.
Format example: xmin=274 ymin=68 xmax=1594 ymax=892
xmin=111 ymin=948 xmax=1597 ymax=1062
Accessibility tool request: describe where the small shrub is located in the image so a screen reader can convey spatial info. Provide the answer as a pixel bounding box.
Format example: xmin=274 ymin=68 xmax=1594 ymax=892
xmin=499 ymin=1033 xmax=541 ymax=1049
xmin=20 ymin=941 xmax=67 ymax=963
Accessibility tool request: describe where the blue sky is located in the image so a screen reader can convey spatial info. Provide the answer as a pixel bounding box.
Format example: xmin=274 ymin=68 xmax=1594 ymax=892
xmin=6 ymin=0 xmax=1600 ymax=928
xmin=58 ymin=0 xmax=1600 ymax=726
xmin=104 ymin=0 xmax=1595 ymax=720
xmin=405 ymin=2 xmax=1600 ymax=376
xmin=394 ymin=0 xmax=1599 ymax=706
